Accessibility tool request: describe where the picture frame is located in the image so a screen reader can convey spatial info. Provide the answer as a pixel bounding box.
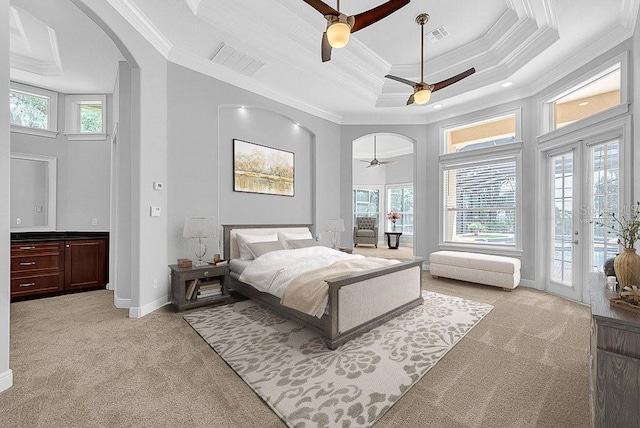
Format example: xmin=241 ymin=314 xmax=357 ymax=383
xmin=233 ymin=139 xmax=295 ymax=196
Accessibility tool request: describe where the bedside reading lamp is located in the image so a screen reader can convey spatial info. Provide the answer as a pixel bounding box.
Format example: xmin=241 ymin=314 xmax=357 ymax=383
xmin=324 ymin=219 xmax=345 ymax=249
xmin=183 ymin=217 xmax=215 ymax=266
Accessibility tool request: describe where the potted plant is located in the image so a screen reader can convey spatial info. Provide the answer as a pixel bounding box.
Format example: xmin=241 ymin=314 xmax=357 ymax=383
xmin=468 ymin=222 xmax=485 ymax=236
xmin=386 ymin=212 xmax=401 ymax=231
xmin=594 ymin=201 xmax=640 ymax=288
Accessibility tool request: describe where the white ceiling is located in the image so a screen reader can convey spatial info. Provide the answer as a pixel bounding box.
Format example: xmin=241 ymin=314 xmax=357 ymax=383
xmin=8 ymin=0 xmax=640 ymax=124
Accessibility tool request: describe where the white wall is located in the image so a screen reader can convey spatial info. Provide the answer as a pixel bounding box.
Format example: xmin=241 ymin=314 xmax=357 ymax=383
xmin=166 ymin=62 xmax=342 ymax=262
xmin=635 ymin=14 xmax=640 ymax=203
xmin=10 ymin=93 xmax=112 ymax=232
xmin=1 ymin=0 xmax=14 ymax=394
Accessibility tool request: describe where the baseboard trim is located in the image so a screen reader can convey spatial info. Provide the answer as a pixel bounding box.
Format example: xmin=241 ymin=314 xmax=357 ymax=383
xmin=0 ymin=369 xmax=13 ymax=393
xmin=519 ymin=279 xmax=538 ymax=289
xmin=114 ymin=297 xmax=131 ymax=309
xmin=129 ymin=296 xmax=169 ymax=318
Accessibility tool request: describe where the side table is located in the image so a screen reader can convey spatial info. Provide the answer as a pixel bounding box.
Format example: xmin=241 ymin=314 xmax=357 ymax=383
xmin=169 ymin=263 xmax=231 ymax=311
xmin=384 ymin=232 xmax=403 ymax=249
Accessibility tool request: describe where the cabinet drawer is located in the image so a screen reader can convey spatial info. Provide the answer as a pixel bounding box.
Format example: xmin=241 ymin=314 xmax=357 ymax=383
xmin=597 ymin=324 xmax=640 ymax=359
xmin=11 ymin=242 xmax=63 ymax=257
xmin=11 ymin=272 xmax=64 ymax=296
xmin=11 ymin=254 xmax=62 ymax=273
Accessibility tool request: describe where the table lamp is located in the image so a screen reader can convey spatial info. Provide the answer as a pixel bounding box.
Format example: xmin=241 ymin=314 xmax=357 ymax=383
xmin=324 ymin=219 xmax=345 ymax=249
xmin=183 ymin=217 xmax=216 ymax=266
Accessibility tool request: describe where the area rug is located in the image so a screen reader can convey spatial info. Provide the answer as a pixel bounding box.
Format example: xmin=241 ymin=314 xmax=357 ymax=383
xmin=183 ymin=291 xmax=493 ymax=427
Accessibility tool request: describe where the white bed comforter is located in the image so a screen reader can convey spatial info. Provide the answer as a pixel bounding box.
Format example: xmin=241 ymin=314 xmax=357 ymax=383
xmin=238 ymin=246 xmax=365 ymax=300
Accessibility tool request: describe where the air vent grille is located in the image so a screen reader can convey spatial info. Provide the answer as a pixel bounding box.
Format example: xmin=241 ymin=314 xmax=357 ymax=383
xmin=426 ymin=26 xmax=449 ymax=43
xmin=211 ymin=43 xmax=264 ymax=77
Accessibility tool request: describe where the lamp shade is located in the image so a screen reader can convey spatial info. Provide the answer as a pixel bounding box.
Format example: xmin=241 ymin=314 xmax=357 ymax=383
xmin=183 ymin=217 xmax=216 ymax=238
xmin=327 ymin=22 xmax=350 ymax=48
xmin=324 ymin=219 xmax=345 ymax=233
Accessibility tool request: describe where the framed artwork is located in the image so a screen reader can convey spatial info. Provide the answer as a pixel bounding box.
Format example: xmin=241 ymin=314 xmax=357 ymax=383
xmin=233 ymin=139 xmax=295 ymax=196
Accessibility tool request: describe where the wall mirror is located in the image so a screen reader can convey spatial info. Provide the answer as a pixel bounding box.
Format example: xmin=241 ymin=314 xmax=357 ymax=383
xmin=10 ymin=153 xmax=57 ymax=232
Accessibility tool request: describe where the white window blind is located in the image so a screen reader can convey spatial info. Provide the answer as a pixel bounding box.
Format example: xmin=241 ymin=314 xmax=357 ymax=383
xmin=443 ymin=158 xmax=517 ymax=246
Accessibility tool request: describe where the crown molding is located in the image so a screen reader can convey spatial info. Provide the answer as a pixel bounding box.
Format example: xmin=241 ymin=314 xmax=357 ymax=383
xmin=167 ymin=47 xmax=343 ymax=124
xmin=10 ymin=26 xmax=64 ymax=76
xmin=620 ymin=0 xmax=640 ymax=28
xmin=106 ymin=0 xmax=172 ymax=56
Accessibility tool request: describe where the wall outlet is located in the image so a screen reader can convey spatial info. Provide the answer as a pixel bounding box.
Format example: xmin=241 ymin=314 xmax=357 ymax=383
xmin=91 ymin=218 xmax=98 ymax=227
xmin=153 ymin=181 xmax=164 ymax=191
xmin=16 ymin=218 xmax=21 ymax=225
xmin=153 ymin=279 xmax=158 ymax=289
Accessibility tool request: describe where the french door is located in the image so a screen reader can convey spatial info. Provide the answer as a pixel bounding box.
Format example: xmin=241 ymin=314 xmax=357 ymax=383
xmin=544 ymin=138 xmax=620 ymax=303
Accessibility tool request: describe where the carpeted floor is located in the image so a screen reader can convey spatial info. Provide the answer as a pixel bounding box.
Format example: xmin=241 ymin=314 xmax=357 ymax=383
xmin=0 ymin=273 xmax=591 ymax=427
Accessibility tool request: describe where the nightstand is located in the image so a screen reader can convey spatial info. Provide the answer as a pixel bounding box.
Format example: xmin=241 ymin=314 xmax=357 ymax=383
xmin=169 ymin=264 xmax=231 ymax=311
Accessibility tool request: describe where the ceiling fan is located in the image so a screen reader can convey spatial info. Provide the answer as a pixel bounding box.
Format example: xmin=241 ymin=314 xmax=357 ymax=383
xmin=385 ymin=13 xmax=476 ymax=105
xmin=302 ymin=0 xmax=410 ymax=62
xmin=361 ymin=136 xmax=396 ymax=168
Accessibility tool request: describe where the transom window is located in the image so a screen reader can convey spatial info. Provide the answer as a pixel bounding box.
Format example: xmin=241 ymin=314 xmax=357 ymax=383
xmin=64 ymin=95 xmax=107 ymax=140
xmin=9 ymin=82 xmax=58 ymax=137
xmin=551 ymin=63 xmax=621 ymax=130
xmin=445 ymin=113 xmax=516 ymax=154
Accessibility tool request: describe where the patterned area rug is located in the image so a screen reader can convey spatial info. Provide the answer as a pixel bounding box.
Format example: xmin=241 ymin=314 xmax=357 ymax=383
xmin=184 ymin=291 xmax=493 ymax=427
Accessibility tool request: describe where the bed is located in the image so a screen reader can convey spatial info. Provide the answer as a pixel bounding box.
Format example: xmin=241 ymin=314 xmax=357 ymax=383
xmin=223 ymin=224 xmax=424 ymax=349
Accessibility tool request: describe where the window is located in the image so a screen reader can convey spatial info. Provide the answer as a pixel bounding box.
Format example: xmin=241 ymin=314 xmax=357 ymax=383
xmin=551 ymin=64 xmax=621 ymax=130
xmin=387 ymin=185 xmax=413 ymax=234
xmin=9 ymin=82 xmax=58 ymax=137
xmin=353 ymin=188 xmax=380 ymax=226
xmin=444 ymin=113 xmax=516 ymax=154
xmin=443 ymin=158 xmax=518 ymax=247
xmin=64 ymin=95 xmax=106 ymax=140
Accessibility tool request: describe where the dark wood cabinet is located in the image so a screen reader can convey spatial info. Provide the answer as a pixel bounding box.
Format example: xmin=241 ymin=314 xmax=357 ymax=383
xmin=65 ymin=239 xmax=107 ymax=290
xmin=10 ymin=233 xmax=108 ymax=300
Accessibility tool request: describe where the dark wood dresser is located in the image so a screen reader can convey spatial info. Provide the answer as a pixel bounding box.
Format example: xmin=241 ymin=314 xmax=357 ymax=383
xmin=589 ymin=273 xmax=640 ymax=427
xmin=10 ymin=232 xmax=108 ymax=301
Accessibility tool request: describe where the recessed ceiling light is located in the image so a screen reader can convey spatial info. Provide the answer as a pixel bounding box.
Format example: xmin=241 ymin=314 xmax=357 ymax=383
xmin=578 ymin=101 xmax=589 ymax=107
xmin=501 ymin=81 xmax=513 ymax=88
xmin=433 ymin=104 xmax=442 ymax=109
xmin=240 ymin=105 xmax=246 ymax=109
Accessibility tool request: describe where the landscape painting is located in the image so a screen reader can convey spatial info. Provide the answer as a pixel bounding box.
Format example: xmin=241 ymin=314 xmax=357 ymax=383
xmin=233 ymin=139 xmax=295 ymax=196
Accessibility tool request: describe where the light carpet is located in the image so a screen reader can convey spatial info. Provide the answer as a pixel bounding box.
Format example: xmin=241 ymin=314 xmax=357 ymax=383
xmin=184 ymin=291 xmax=493 ymax=427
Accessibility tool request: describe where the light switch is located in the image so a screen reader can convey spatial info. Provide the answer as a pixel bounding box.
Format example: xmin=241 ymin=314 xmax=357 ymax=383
xmin=150 ymin=206 xmax=161 ymax=217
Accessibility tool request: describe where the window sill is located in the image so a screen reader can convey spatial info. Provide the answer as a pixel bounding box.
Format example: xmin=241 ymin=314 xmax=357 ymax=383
xmin=438 ymin=242 xmax=523 ymax=256
xmin=11 ymin=125 xmax=58 ymax=139
xmin=64 ymin=133 xmax=107 ymax=141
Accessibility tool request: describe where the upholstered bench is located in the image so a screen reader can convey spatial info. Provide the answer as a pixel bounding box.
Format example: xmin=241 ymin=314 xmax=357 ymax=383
xmin=429 ymin=251 xmax=520 ymax=291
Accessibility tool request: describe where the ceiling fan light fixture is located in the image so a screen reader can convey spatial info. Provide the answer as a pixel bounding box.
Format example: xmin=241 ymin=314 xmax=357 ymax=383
xmin=414 ymin=88 xmax=432 ymax=105
xmin=327 ymin=21 xmax=351 ymax=48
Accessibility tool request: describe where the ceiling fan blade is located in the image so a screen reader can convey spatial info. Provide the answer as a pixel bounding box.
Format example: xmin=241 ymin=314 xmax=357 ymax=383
xmin=351 ymin=0 xmax=410 ymax=33
xmin=385 ymin=74 xmax=418 ymax=87
xmin=432 ymin=67 xmax=476 ymax=93
xmin=379 ymin=161 xmax=397 ymax=165
xmin=321 ymin=32 xmax=332 ymax=62
xmin=302 ymin=0 xmax=338 ymax=16
xmin=360 ymin=160 xmax=372 ymax=163
xmin=406 ymin=94 xmax=415 ymax=105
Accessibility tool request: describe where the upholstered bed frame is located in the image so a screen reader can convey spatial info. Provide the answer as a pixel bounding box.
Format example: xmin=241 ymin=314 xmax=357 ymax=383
xmin=223 ymin=224 xmax=424 ymax=349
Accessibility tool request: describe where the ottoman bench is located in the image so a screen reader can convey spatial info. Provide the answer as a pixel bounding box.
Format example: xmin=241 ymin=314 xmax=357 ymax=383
xmin=429 ymin=250 xmax=521 ymax=291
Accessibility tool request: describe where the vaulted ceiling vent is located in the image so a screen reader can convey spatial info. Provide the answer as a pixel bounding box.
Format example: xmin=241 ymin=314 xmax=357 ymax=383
xmin=426 ymin=26 xmax=449 ymax=43
xmin=210 ymin=43 xmax=264 ymax=77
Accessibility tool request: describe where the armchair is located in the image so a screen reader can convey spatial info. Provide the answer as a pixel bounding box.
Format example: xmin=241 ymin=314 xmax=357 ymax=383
xmin=353 ymin=217 xmax=378 ymax=248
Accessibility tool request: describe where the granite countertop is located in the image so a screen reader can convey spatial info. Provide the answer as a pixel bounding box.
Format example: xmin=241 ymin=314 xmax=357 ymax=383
xmin=11 ymin=231 xmax=109 ymax=243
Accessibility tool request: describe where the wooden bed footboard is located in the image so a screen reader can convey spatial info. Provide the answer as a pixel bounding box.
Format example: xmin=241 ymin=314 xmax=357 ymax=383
xmin=229 ymin=258 xmax=424 ymax=349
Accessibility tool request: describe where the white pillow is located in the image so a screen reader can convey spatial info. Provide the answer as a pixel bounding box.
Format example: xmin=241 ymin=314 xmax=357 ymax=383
xmin=278 ymin=230 xmax=313 ymax=249
xmin=236 ymin=232 xmax=278 ymax=260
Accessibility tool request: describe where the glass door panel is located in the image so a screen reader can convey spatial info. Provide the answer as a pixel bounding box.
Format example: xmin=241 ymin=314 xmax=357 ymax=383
xmin=551 ymin=152 xmax=574 ymax=285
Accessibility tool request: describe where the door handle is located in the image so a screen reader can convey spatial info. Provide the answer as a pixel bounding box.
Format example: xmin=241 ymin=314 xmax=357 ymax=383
xmin=19 ymin=282 xmax=35 ymax=288
xmin=19 ymin=262 xmax=36 ymax=266
xmin=573 ymin=240 xmax=579 ymax=245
